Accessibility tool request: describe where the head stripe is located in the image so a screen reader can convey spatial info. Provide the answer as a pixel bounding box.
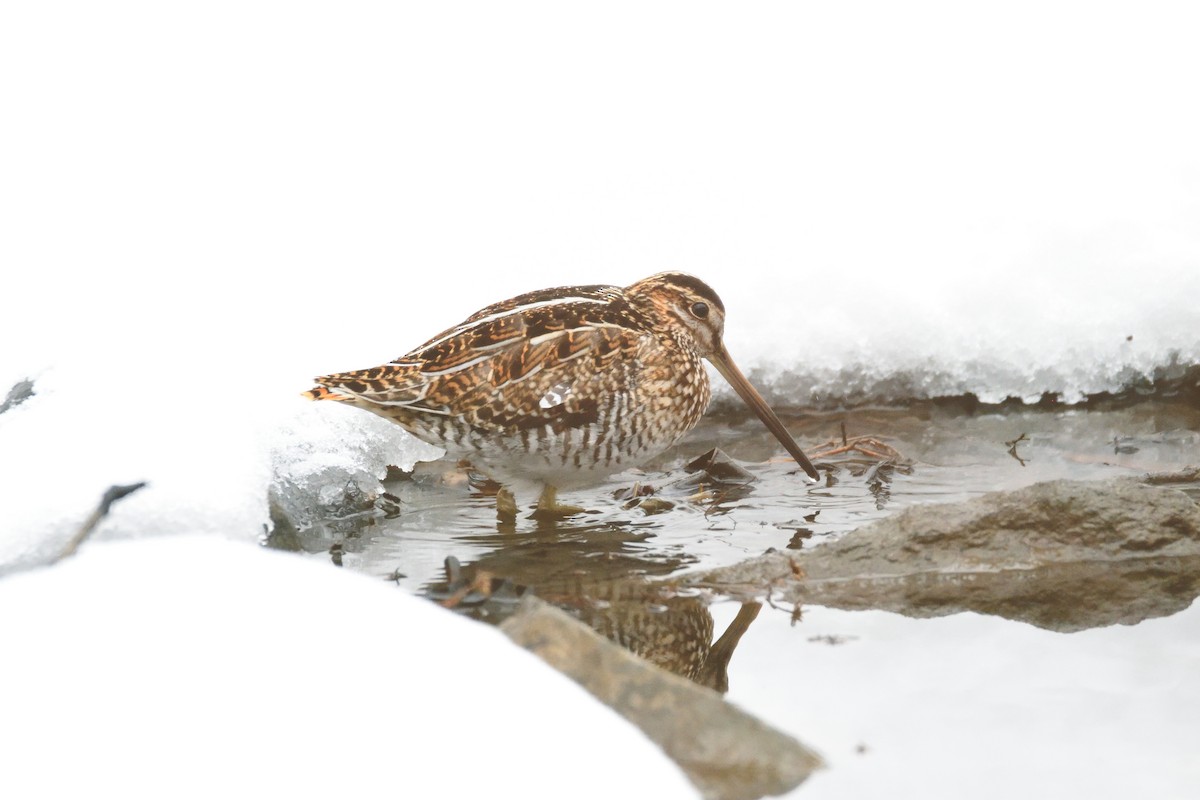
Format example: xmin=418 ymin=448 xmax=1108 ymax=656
xmin=650 ymin=272 xmax=725 ymax=313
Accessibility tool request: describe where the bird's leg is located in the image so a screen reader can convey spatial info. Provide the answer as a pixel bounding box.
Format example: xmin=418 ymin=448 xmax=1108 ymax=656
xmin=495 ymin=488 xmax=519 ymax=521
xmin=530 ymin=485 xmax=586 ymax=519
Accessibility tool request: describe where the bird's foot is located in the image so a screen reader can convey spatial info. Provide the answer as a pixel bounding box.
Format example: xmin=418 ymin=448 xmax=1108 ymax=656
xmin=529 ymin=502 xmax=587 ymax=520
xmin=530 ymin=486 xmax=586 ymax=520
xmin=495 ymin=488 xmax=519 ymax=521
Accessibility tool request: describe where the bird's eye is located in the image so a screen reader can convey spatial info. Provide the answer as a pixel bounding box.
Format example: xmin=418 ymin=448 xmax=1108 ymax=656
xmin=690 ymin=302 xmax=709 ymax=319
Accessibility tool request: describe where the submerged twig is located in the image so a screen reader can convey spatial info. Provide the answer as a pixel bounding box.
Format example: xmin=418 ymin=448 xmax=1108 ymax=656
xmin=1142 ymin=466 xmax=1200 ymax=485
xmin=810 ymin=436 xmax=905 ymax=463
xmin=1005 ymin=433 xmax=1029 ymax=466
xmin=57 ymin=483 xmax=147 ymax=562
xmin=1111 ymin=436 xmax=1140 ymax=455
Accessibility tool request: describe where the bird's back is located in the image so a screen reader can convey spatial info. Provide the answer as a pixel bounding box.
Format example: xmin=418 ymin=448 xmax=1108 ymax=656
xmin=305 ymin=282 xmax=712 ymax=485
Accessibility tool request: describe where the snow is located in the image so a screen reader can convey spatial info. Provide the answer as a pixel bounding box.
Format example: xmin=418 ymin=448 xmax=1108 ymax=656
xmin=0 ymin=359 xmax=439 ymax=572
xmin=269 ymin=401 xmax=443 ymax=531
xmin=0 ymin=535 xmax=695 ymax=799
xmin=2 ymin=2 xmax=1198 ymax=412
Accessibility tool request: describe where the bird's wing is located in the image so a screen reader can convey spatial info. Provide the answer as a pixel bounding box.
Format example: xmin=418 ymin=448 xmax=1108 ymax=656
xmin=306 ymin=296 xmax=647 ymax=431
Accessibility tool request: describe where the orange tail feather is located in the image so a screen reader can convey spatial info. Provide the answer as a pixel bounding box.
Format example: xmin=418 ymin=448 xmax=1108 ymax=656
xmin=303 ymin=385 xmax=351 ymax=402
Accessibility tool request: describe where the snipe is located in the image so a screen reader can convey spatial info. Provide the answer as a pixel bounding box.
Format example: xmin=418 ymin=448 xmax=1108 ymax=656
xmin=304 ymin=272 xmax=818 ymax=517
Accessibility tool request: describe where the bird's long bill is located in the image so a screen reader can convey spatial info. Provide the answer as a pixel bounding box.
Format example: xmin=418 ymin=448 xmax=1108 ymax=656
xmin=710 ymin=345 xmax=820 ymax=480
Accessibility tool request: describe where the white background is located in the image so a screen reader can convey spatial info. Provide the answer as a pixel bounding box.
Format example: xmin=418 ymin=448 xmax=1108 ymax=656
xmin=3 ymin=1 xmax=1198 ymax=399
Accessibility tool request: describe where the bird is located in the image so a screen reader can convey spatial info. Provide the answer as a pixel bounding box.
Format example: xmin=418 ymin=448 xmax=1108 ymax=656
xmin=304 ymin=272 xmax=819 ymax=518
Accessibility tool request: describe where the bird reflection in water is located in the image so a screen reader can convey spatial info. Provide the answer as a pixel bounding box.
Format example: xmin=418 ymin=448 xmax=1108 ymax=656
xmin=275 ymin=446 xmax=777 ymax=691
xmin=425 ymin=543 xmax=762 ymax=694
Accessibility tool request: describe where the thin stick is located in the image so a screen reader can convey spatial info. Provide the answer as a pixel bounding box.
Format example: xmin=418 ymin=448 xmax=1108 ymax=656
xmin=57 ymin=483 xmax=147 ymax=562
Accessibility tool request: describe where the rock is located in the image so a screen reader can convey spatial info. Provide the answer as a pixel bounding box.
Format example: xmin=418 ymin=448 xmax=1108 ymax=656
xmin=691 ymin=476 xmax=1200 ymax=632
xmin=684 ymin=448 xmax=757 ymax=483
xmin=501 ymin=597 xmax=823 ymax=800
xmin=809 ymin=477 xmax=1200 ymax=569
xmin=0 ymin=379 xmax=35 ymax=416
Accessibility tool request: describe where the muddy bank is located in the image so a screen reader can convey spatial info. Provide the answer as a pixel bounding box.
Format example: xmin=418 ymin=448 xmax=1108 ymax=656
xmin=691 ymin=470 xmax=1200 ymax=632
xmin=729 ymin=359 xmax=1200 ymax=414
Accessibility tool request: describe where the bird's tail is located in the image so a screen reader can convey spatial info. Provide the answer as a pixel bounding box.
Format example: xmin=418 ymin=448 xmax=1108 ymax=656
xmin=302 ymin=385 xmax=352 ymax=402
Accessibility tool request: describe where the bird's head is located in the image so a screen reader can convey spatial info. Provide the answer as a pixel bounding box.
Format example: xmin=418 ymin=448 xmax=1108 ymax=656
xmin=625 ymin=272 xmax=819 ymax=481
xmin=625 ymin=272 xmax=727 ymax=357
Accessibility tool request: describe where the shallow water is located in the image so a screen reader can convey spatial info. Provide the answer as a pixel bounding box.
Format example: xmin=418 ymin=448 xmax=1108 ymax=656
xmin=715 ymin=599 xmax=1200 ymax=798
xmin=273 ymin=400 xmax=1200 ymax=798
xmin=278 ymin=401 xmax=1200 ymax=586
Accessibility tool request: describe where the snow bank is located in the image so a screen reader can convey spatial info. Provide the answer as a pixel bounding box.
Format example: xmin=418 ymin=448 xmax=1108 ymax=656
xmin=3 ymin=0 xmax=1198 ymax=561
xmin=0 ymin=536 xmax=693 ymax=798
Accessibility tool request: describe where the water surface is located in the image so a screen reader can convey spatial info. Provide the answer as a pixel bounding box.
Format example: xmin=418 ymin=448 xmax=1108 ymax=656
xmin=273 ymin=399 xmax=1200 ymax=798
